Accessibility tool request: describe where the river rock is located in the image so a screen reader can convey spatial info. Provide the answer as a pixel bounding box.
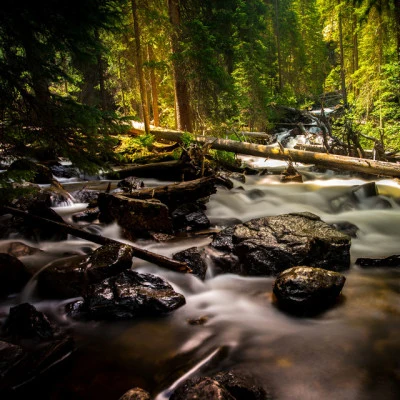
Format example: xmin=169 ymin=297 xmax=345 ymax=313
xmin=117 ymin=177 xmax=145 ymax=192
xmin=2 ymin=303 xmax=55 ymax=342
xmin=37 ymin=243 xmax=134 ymax=298
xmin=211 ymin=212 xmax=350 ymax=276
xmin=355 ymin=255 xmax=400 ymax=268
xmin=70 ymin=188 xmax=100 ymax=205
xmin=170 ymin=377 xmax=235 ymax=400
xmin=273 ymin=266 xmax=346 ymax=315
xmin=172 ymin=247 xmax=208 ymax=280
xmin=171 ymin=203 xmax=210 ymax=232
xmin=0 ymin=241 xmax=42 ymax=258
xmin=0 ymin=253 xmax=32 ymax=297
xmin=71 ymin=207 xmax=100 ymax=222
xmin=119 ymin=387 xmax=151 ymax=400
xmin=171 ymin=370 xmax=270 ymax=400
xmin=98 ymin=193 xmax=173 ymax=239
xmin=68 ymin=270 xmax=186 ymax=320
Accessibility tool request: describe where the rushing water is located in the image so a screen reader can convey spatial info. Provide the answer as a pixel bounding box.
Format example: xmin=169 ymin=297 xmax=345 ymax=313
xmin=1 ymin=161 xmax=400 ymax=399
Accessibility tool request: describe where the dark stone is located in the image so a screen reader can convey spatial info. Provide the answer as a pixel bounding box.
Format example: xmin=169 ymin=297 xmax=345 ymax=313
xmin=211 ymin=212 xmax=351 ymax=276
xmin=351 ymin=181 xmax=378 ymax=201
xmin=214 ymin=370 xmax=271 ymax=400
xmin=329 ymin=221 xmax=359 ymax=238
xmin=43 ymin=182 xmax=75 ymax=207
xmin=172 ymin=203 xmax=210 ymax=232
xmin=0 ymin=241 xmax=42 ymax=258
xmin=72 ymin=207 xmax=100 ymax=222
xmin=119 ymin=387 xmax=151 ymax=400
xmin=117 ymin=177 xmax=145 ymax=192
xmin=355 ymin=255 xmax=400 ymax=268
xmin=69 ymin=270 xmax=186 ymax=320
xmin=8 ymin=159 xmax=54 ymax=184
xmin=208 ymin=251 xmax=241 ymax=275
xmin=50 ymin=163 xmax=79 ymax=179
xmin=2 ymin=303 xmax=55 ymax=342
xmin=173 ymin=247 xmax=208 ymax=280
xmin=0 ymin=253 xmax=32 ymax=297
xmin=37 ymin=243 xmax=134 ymax=298
xmin=171 ymin=371 xmax=271 ymax=400
xmin=70 ymin=188 xmax=100 ymax=204
xmin=98 ymin=193 xmax=173 ymax=239
xmin=170 ymin=377 xmax=235 ymax=400
xmin=273 ymin=266 xmax=346 ymax=316
xmin=246 ymin=189 xmax=265 ymax=200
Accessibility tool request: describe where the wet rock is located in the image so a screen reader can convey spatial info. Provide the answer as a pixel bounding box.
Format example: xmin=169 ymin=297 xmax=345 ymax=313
xmin=117 ymin=177 xmax=145 ymax=192
xmin=171 ymin=370 xmax=271 ymax=400
xmin=2 ymin=303 xmax=55 ymax=342
xmin=213 ymin=370 xmax=271 ymax=400
xmin=170 ymin=377 xmax=235 ymax=400
xmin=0 ymin=253 xmax=32 ymax=297
xmin=355 ymin=255 xmax=400 ymax=268
xmin=211 ymin=212 xmax=351 ymax=276
xmin=70 ymin=188 xmax=100 ymax=205
xmin=43 ymin=181 xmax=75 ymax=207
xmin=37 ymin=243 xmax=134 ymax=298
xmin=172 ymin=203 xmax=210 ymax=232
xmin=0 ymin=241 xmax=42 ymax=258
xmin=187 ymin=315 xmax=209 ymax=325
xmin=98 ymin=193 xmax=173 ymax=239
xmin=172 ymin=247 xmax=208 ymax=280
xmin=246 ymin=189 xmax=265 ymax=200
xmin=72 ymin=207 xmax=100 ymax=222
xmin=119 ymin=387 xmax=151 ymax=400
xmin=68 ymin=270 xmax=186 ymax=320
xmin=49 ymin=163 xmax=79 ymax=179
xmin=329 ymin=221 xmax=359 ymax=238
xmin=273 ymin=266 xmax=346 ymax=316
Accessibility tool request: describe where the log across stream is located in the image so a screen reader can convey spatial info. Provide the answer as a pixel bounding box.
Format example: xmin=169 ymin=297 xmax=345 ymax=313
xmin=1 ymin=163 xmax=400 ymax=399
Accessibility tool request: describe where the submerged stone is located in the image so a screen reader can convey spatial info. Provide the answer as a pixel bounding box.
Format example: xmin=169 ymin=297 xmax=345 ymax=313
xmin=273 ymin=266 xmax=346 ymax=316
xmin=69 ymin=270 xmax=186 ymax=320
xmin=211 ymin=212 xmax=351 ymax=276
xmin=355 ymin=255 xmax=400 ymax=268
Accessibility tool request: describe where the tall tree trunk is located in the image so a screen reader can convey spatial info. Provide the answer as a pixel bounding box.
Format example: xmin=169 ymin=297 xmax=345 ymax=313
xmin=147 ymin=44 xmax=160 ymax=127
xmin=338 ymin=1 xmax=348 ymax=107
xmin=274 ymin=0 xmax=283 ymax=92
xmin=395 ymin=0 xmax=400 ymax=61
xmin=168 ymin=0 xmax=193 ymax=132
xmin=131 ymin=0 xmax=150 ymax=134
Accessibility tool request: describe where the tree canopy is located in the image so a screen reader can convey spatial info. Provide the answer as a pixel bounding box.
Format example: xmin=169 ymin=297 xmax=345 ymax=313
xmin=0 ymin=0 xmax=399 ymax=170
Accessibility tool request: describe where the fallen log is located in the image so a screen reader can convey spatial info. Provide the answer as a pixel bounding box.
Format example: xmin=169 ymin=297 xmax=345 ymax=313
xmin=148 ymin=128 xmax=400 ymax=178
xmin=123 ymin=175 xmax=218 ymax=210
xmin=1 ymin=206 xmax=191 ymax=273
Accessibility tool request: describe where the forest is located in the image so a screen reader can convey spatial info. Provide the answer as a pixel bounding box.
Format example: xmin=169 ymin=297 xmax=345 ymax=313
xmin=1 ymin=0 xmax=400 ymax=174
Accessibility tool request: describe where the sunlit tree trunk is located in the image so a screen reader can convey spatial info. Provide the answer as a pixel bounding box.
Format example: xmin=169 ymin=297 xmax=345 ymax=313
xmin=338 ymin=1 xmax=348 ymax=106
xmin=168 ymin=0 xmax=193 ymax=132
xmin=395 ymin=0 xmax=400 ymax=61
xmin=131 ymin=0 xmax=150 ymax=134
xmin=274 ymin=0 xmax=283 ymax=91
xmin=147 ymin=44 xmax=160 ymax=127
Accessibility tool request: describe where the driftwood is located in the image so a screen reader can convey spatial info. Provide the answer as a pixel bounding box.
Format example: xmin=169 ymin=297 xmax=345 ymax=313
xmin=124 ymin=175 xmax=218 ymax=210
xmin=147 ymin=128 xmax=400 ymax=178
xmin=1 ymin=206 xmax=191 ymax=273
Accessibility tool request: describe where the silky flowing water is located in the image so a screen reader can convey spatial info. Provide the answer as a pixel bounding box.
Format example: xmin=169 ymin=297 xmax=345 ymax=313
xmin=1 ymin=161 xmax=400 ymax=399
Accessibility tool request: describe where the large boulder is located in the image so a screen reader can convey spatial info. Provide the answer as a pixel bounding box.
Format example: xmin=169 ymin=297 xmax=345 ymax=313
xmin=68 ymin=270 xmax=186 ymax=320
xmin=119 ymin=387 xmax=151 ymax=400
xmin=273 ymin=266 xmax=346 ymax=316
xmin=37 ymin=243 xmax=134 ymax=298
xmin=210 ymin=212 xmax=351 ymax=276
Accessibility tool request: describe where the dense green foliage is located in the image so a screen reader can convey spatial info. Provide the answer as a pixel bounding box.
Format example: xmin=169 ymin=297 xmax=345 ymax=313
xmin=1 ymin=0 xmax=399 ymax=171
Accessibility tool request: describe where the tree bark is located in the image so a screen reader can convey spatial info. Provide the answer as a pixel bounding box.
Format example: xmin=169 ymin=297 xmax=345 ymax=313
xmin=124 ymin=175 xmax=218 ymax=210
xmin=147 ymin=44 xmax=160 ymax=127
xmin=338 ymin=1 xmax=348 ymax=107
xmin=1 ymin=206 xmax=190 ymax=273
xmin=131 ymin=0 xmax=151 ymax=134
xmin=146 ymin=128 xmax=400 ymax=178
xmin=168 ymin=0 xmax=193 ymax=132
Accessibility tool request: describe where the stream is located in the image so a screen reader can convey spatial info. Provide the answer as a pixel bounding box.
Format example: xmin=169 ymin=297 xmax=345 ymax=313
xmin=1 ymin=159 xmax=400 ymax=400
